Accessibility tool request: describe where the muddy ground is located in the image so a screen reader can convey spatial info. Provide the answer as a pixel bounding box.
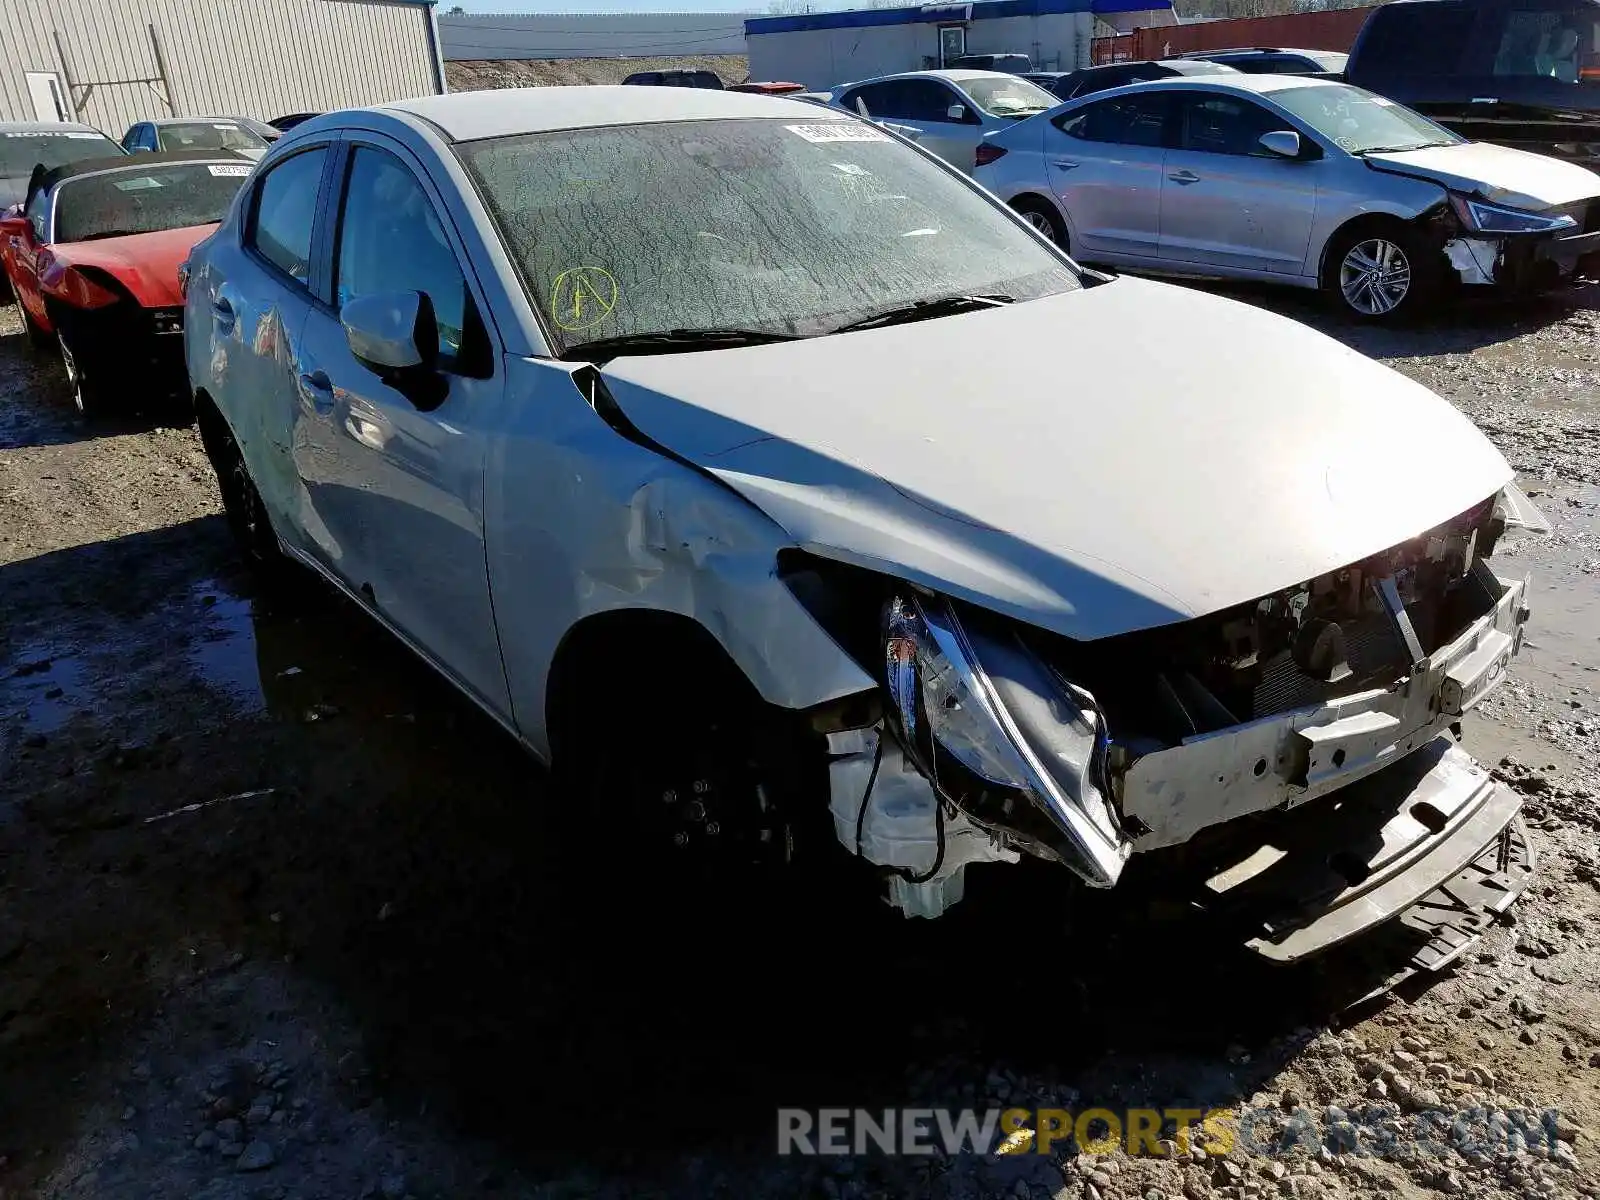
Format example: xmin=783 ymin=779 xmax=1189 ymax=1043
xmin=1 ymin=281 xmax=1599 ymax=1200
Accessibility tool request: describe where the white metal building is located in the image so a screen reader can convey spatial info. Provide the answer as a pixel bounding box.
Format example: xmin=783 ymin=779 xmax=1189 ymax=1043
xmin=0 ymin=0 xmax=444 ymax=135
xmin=744 ymin=0 xmax=1175 ymax=89
xmin=437 ymin=11 xmax=749 ymax=61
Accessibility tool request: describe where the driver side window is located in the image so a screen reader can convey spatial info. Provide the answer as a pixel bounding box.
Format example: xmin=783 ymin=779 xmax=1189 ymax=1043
xmin=1179 ymin=95 xmax=1295 ymax=156
xmin=333 ymin=146 xmax=480 ymax=375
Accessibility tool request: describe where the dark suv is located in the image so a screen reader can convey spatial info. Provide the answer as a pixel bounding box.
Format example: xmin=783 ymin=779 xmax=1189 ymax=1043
xmin=620 ymin=69 xmax=724 ymax=89
xmin=1346 ymin=0 xmax=1600 ymax=170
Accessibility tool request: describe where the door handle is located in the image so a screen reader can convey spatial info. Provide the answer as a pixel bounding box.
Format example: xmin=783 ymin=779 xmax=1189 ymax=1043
xmin=1168 ymin=169 xmax=1201 ymax=184
xmin=212 ymin=294 xmax=235 ymax=332
xmin=298 ymin=369 xmax=335 ymax=414
xmin=1052 ymin=158 xmax=1080 ymax=169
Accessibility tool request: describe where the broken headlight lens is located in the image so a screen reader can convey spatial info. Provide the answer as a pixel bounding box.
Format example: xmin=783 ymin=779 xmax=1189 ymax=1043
xmin=1449 ymin=194 xmax=1578 ymax=235
xmin=885 ymin=595 xmax=1034 ymax=788
xmin=882 ymin=593 xmax=1129 ymax=886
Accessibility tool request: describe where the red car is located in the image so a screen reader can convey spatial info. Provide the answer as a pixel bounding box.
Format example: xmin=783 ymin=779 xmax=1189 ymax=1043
xmin=0 ymin=149 xmax=251 ymax=417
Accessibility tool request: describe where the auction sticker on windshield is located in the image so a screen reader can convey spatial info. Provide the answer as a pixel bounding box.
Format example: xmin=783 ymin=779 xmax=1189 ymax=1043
xmin=786 ymin=124 xmax=890 ymax=144
xmin=207 ymin=164 xmax=252 ymax=177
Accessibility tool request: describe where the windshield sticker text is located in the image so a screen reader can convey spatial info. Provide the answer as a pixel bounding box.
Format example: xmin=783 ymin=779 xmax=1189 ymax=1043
xmin=208 ymin=163 xmax=252 ymax=177
xmin=785 ymin=124 xmax=891 ymax=144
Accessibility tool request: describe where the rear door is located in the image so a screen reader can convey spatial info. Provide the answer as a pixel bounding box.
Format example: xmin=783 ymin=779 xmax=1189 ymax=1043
xmin=293 ymin=136 xmax=511 ymax=718
xmin=208 ymin=142 xmax=335 ymax=552
xmin=1157 ymin=91 xmax=1319 ymax=275
xmin=1045 ymin=91 xmax=1174 ymax=259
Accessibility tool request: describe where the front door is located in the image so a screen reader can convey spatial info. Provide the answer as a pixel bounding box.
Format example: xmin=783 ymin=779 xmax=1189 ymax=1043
xmin=872 ymin=78 xmax=983 ymax=170
xmin=293 ymin=138 xmax=510 ymax=718
xmin=1157 ymin=92 xmax=1318 ymax=275
xmin=1046 ymin=91 xmax=1173 ymax=260
xmin=24 ymin=72 xmax=66 ymax=122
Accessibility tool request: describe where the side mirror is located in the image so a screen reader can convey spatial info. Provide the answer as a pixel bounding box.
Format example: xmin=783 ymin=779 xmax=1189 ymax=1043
xmin=341 ymin=290 xmax=447 ymax=410
xmin=947 ymin=103 xmax=968 ymax=122
xmin=1259 ymin=130 xmax=1303 ymax=159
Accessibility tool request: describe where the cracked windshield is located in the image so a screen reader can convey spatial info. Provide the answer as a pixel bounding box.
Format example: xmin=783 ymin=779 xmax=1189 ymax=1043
xmin=459 ymin=116 xmax=1079 ymax=353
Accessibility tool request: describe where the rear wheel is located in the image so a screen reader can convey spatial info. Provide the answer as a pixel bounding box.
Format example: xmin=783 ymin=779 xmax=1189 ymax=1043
xmin=1324 ymin=221 xmax=1441 ymax=322
xmin=1011 ymin=195 xmax=1069 ymax=249
xmin=21 ymin=303 xmax=52 ymax=350
xmin=198 ymin=403 xmax=290 ymax=581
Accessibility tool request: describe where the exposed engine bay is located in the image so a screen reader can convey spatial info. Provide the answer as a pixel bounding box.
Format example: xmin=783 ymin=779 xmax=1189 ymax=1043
xmin=808 ymin=487 xmax=1545 ymax=968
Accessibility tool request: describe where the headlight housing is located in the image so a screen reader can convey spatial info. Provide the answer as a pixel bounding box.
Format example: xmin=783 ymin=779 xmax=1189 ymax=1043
xmin=883 ymin=593 xmax=1130 ymax=886
xmin=1450 ymin=194 xmax=1578 ymax=235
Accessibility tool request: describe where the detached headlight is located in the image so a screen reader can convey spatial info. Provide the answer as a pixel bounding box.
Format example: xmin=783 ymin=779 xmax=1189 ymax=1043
xmin=1450 ymin=194 xmax=1578 ymax=235
xmin=883 ymin=593 xmax=1130 ymax=886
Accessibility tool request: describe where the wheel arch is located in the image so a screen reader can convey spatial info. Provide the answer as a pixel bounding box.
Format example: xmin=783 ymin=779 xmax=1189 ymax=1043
xmin=543 ymin=607 xmax=763 ymax=764
xmin=1317 ymin=204 xmax=1448 ymax=291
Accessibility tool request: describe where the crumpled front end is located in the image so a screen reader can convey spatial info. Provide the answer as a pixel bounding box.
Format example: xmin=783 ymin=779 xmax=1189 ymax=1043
xmin=823 ymin=487 xmax=1544 ymax=966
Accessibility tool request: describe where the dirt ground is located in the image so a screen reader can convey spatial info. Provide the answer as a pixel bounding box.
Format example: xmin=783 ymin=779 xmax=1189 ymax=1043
xmin=1 ymin=278 xmax=1599 ymax=1200
xmin=444 ymin=55 xmax=750 ymax=91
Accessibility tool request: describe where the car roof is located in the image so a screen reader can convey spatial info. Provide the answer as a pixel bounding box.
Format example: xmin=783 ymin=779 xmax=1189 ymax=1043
xmin=35 ymin=148 xmax=248 ymax=190
xmin=1182 ymin=47 xmax=1334 ymax=58
xmin=838 ymin=68 xmax=1033 ymax=90
xmin=382 ymin=86 xmax=837 ymax=141
xmin=1126 ymin=73 xmax=1345 ymax=96
xmin=0 ymin=120 xmax=109 ymax=136
xmin=150 ymin=115 xmax=251 ymax=126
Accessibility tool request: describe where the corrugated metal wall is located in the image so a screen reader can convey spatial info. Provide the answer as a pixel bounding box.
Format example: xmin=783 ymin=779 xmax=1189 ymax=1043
xmin=0 ymin=0 xmax=440 ymax=134
xmin=437 ymin=12 xmax=748 ymax=61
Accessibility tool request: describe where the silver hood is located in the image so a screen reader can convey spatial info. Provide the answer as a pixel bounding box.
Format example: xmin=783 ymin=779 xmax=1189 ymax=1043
xmin=1365 ymin=141 xmax=1600 ymax=210
xmin=600 ymin=277 xmax=1512 ymax=643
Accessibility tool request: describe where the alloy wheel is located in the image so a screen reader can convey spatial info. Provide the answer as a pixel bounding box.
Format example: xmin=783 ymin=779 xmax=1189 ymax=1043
xmin=1339 ymin=238 xmax=1412 ymax=316
xmin=1022 ymin=210 xmax=1057 ymax=241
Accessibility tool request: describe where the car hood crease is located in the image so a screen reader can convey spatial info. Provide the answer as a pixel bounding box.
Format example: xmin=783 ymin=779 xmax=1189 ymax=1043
xmin=1365 ymin=141 xmax=1600 ymax=210
xmin=598 ymin=278 xmax=1512 ymax=643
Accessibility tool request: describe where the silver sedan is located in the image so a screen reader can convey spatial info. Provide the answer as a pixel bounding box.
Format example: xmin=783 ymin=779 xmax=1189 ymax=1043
xmin=825 ymin=69 xmax=1057 ymax=171
xmin=975 ymin=74 xmax=1600 ymax=320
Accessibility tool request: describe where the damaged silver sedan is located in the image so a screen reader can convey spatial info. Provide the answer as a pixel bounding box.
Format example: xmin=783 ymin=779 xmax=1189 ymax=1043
xmin=184 ymin=86 xmax=1547 ymax=979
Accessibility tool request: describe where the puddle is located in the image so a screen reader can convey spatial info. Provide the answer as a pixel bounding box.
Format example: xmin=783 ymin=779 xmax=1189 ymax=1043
xmin=185 ymin=580 xmax=267 ymax=713
xmin=0 ymin=645 xmax=91 ymax=735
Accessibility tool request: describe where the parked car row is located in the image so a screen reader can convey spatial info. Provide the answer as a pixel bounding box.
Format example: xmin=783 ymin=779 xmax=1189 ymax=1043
xmin=811 ymin=35 xmax=1599 ymax=321
xmin=166 ymin=89 xmax=1545 ymax=979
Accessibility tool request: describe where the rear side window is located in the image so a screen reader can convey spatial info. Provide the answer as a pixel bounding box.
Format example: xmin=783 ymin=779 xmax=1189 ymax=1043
xmin=1356 ymin=3 xmax=1476 ymax=75
xmin=248 ymin=148 xmax=326 ymax=286
xmin=1058 ymin=93 xmax=1172 ymax=146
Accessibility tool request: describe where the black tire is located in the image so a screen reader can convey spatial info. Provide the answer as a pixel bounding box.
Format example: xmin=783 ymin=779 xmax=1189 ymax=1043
xmin=56 ymin=327 xmax=112 ymax=418
xmin=21 ymin=303 xmax=52 ymax=350
xmin=552 ymin=634 xmax=828 ymax=892
xmin=197 ymin=404 xmax=291 ymax=582
xmin=1011 ymin=195 xmax=1069 ymax=249
xmin=1322 ymin=220 xmax=1442 ymax=322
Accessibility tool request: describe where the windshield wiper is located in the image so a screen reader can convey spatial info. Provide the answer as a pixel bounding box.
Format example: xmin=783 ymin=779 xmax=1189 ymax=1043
xmin=827 ymin=293 xmax=1016 ymax=335
xmin=1356 ymin=141 xmax=1455 ymax=156
xmin=562 ymin=327 xmax=799 ymax=362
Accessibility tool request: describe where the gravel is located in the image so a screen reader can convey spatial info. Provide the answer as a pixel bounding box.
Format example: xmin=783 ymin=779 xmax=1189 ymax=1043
xmin=2 ymin=283 xmax=1599 ymax=1199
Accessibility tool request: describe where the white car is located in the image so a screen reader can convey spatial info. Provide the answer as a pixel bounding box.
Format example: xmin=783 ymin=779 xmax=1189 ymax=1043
xmin=974 ymin=75 xmax=1600 ymax=320
xmin=122 ymin=117 xmax=270 ymax=162
xmin=184 ymin=87 xmax=1541 ymax=976
xmin=825 ymin=69 xmax=1058 ymax=170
